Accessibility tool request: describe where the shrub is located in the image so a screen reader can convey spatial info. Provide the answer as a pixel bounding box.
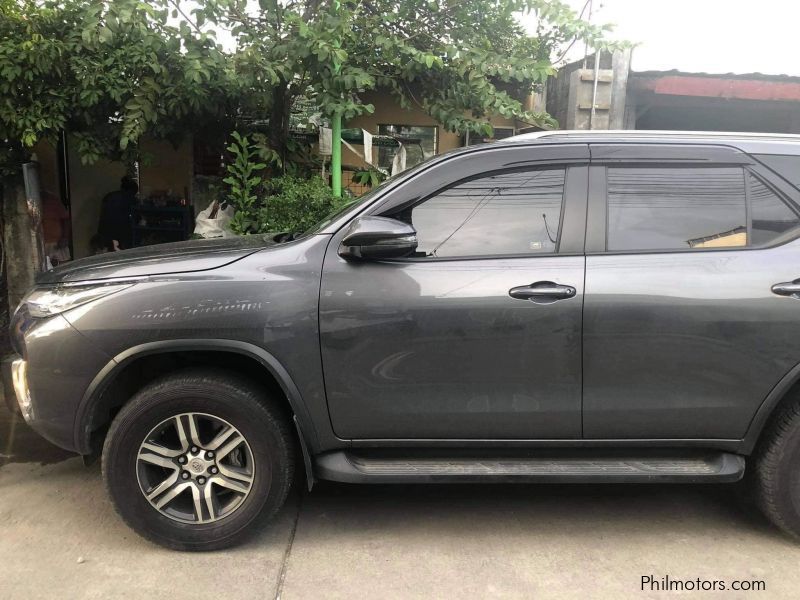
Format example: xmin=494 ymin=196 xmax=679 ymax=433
xmin=223 ymin=132 xmax=346 ymax=235
xmin=255 ymin=175 xmax=347 ymax=234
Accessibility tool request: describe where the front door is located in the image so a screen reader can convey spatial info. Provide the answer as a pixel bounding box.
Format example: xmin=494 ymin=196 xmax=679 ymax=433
xmin=320 ymin=145 xmax=589 ymax=439
xmin=582 ymin=144 xmax=800 ymax=439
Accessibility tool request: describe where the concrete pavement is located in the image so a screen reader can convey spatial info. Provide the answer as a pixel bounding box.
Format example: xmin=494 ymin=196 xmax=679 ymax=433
xmin=3 ymin=400 xmax=800 ymax=599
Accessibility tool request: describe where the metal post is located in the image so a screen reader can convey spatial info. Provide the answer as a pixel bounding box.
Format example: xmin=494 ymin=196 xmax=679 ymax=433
xmin=331 ymin=113 xmax=342 ymax=197
xmin=331 ymin=0 xmax=342 ymax=197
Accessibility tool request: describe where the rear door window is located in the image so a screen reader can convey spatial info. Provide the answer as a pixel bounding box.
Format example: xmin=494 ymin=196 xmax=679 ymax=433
xmin=606 ymin=166 xmax=800 ymax=251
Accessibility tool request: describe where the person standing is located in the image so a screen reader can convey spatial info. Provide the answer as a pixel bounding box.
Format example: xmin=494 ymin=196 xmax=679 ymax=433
xmin=97 ymin=175 xmax=137 ymax=251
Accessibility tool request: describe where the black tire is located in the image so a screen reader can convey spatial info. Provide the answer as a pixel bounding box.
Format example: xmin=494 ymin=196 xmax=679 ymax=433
xmin=753 ymin=399 xmax=800 ymax=539
xmin=102 ymin=369 xmax=294 ymax=551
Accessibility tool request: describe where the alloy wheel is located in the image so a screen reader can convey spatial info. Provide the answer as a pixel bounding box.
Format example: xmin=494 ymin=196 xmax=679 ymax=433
xmin=136 ymin=412 xmax=255 ymax=524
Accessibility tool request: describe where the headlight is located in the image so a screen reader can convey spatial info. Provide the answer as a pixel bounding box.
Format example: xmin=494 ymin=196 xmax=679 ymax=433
xmin=23 ymin=282 xmax=134 ymax=318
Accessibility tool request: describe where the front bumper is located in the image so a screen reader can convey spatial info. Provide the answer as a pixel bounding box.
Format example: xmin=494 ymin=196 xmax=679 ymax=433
xmin=9 ymin=306 xmax=112 ymax=452
xmin=10 ymin=358 xmax=33 ymax=421
xmin=1 ymin=356 xmax=21 ymax=415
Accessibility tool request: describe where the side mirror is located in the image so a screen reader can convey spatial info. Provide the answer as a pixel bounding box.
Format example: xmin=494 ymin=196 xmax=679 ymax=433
xmin=338 ymin=216 xmax=418 ymax=260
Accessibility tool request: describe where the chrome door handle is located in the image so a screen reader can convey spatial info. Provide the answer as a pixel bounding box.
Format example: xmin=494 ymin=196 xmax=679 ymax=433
xmin=509 ymin=281 xmax=577 ymax=303
xmin=772 ymin=282 xmax=800 ymax=297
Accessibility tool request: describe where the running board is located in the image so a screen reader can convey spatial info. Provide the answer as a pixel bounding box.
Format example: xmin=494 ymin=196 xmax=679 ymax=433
xmin=314 ymin=451 xmax=745 ymax=484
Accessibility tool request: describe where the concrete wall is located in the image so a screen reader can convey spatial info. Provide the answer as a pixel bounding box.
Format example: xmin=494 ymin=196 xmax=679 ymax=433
xmin=546 ymin=50 xmax=630 ymax=130
xmin=139 ymin=139 xmax=193 ymax=202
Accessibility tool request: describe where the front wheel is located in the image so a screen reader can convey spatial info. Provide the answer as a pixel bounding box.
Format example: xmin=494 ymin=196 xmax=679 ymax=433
xmin=102 ymin=369 xmax=294 ymax=551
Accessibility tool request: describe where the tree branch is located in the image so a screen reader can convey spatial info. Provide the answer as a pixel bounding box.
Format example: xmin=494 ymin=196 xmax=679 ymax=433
xmin=167 ymin=0 xmax=203 ymax=34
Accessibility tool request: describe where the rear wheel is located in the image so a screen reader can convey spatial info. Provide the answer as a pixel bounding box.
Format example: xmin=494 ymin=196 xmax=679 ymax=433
xmin=753 ymin=400 xmax=800 ymax=539
xmin=102 ymin=369 xmax=294 ymax=551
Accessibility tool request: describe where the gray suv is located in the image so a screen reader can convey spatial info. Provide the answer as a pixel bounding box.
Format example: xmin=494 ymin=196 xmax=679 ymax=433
xmin=9 ymin=131 xmax=800 ymax=550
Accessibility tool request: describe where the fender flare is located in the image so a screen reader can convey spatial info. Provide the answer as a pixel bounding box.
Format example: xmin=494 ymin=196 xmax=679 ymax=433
xmin=72 ymin=339 xmax=320 ymax=460
xmin=741 ymin=360 xmax=800 ymax=454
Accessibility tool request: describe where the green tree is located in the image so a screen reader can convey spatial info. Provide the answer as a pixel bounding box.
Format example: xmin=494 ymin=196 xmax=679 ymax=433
xmin=0 ymin=0 xmax=233 ymax=174
xmin=0 ymin=0 xmax=236 ymax=322
xmin=190 ymin=0 xmax=618 ymax=160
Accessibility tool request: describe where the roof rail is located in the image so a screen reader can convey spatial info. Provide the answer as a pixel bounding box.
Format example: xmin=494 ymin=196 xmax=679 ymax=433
xmin=507 ymin=130 xmax=800 ymax=142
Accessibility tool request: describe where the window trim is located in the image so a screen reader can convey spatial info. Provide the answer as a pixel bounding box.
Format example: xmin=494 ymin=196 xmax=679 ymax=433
xmin=379 ymin=164 xmax=586 ymax=263
xmin=586 ymin=163 xmax=800 ymax=256
xmin=320 ymin=143 xmax=589 ymax=236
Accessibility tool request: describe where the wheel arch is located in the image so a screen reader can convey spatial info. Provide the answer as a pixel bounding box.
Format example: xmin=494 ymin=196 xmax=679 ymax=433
xmin=73 ymin=340 xmax=320 ymax=460
xmin=743 ymin=361 xmax=800 ymax=454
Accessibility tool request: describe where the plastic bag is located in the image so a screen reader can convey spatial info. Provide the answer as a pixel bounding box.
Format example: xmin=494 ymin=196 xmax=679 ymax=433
xmin=194 ymin=200 xmax=235 ymax=238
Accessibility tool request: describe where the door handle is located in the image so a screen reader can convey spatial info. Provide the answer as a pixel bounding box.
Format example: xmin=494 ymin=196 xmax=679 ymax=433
xmin=772 ymin=282 xmax=800 ymax=297
xmin=509 ymin=281 xmax=577 ymax=303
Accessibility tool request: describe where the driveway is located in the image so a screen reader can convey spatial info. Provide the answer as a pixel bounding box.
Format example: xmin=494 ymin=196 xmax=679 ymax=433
xmin=2 ymin=399 xmax=800 ymax=599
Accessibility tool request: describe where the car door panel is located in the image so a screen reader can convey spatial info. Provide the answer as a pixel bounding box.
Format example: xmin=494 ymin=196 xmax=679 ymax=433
xmin=320 ymin=254 xmax=585 ymax=439
xmin=583 ymin=244 xmax=800 ymax=439
xmin=319 ymin=145 xmax=589 ymax=440
xmin=583 ymin=144 xmax=800 ymax=439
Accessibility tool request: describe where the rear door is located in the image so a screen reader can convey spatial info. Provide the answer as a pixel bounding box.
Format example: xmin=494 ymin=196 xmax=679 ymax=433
xmin=583 ymin=143 xmax=800 ymax=439
xmin=320 ymin=144 xmax=589 ymax=439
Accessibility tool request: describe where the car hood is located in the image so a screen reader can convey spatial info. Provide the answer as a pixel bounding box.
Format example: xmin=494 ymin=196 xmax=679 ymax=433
xmin=38 ymin=235 xmax=276 ymax=284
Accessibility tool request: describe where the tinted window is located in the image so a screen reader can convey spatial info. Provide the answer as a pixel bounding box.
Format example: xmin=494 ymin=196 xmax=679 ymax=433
xmin=750 ymin=174 xmax=800 ymax=245
xmin=607 ymin=167 xmax=747 ymax=251
xmin=409 ymin=169 xmax=565 ymax=258
xmin=754 ymin=154 xmax=800 ymax=189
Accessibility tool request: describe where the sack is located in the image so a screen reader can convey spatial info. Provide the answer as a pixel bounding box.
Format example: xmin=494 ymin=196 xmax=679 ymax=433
xmin=194 ymin=200 xmax=235 ymax=238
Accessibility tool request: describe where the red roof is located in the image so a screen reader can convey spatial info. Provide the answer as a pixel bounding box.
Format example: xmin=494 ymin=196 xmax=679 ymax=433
xmin=631 ymin=71 xmax=800 ymax=102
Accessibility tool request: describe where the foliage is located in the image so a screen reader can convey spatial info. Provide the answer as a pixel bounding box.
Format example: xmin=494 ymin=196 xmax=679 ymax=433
xmin=188 ymin=0 xmax=620 ymax=157
xmin=223 ymin=132 xmax=267 ymax=234
xmin=222 ymin=132 xmax=345 ymax=235
xmin=250 ymin=132 xmax=321 ymax=179
xmin=255 ymin=175 xmax=346 ymax=234
xmin=352 ymin=166 xmax=387 ymax=188
xmin=1 ymin=0 xmax=619 ymax=178
xmin=0 ymin=0 xmax=234 ymax=175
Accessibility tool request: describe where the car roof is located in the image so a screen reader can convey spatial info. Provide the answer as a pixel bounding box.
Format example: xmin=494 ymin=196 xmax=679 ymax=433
xmin=502 ymin=130 xmax=800 ymax=155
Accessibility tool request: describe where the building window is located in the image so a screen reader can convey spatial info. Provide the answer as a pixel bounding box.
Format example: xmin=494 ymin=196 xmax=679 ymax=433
xmin=377 ymin=125 xmax=438 ymax=170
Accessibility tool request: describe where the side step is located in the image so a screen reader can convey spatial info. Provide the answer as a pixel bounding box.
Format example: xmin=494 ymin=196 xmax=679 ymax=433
xmin=314 ymin=451 xmax=745 ymax=484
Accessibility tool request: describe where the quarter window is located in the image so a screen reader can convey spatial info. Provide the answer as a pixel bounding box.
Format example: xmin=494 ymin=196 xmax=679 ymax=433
xmin=406 ymin=169 xmax=566 ymax=258
xmin=749 ymin=174 xmax=800 ymax=246
xmin=607 ymin=167 xmax=748 ymax=251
